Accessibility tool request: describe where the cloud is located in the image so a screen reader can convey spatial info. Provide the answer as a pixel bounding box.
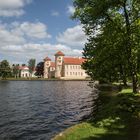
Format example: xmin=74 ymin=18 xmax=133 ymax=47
xmin=0 ymin=9 xmax=25 ymax=17
xmin=0 ymin=43 xmax=82 ymax=64
xmin=0 ymin=24 xmax=26 ymax=46
xmin=0 ymin=22 xmax=83 ymax=64
xmin=67 ymin=5 xmax=75 ymax=15
xmin=15 ymin=22 xmax=51 ymax=39
xmin=51 ymin=11 xmax=59 ymax=17
xmin=56 ymin=25 xmax=87 ymax=49
xmin=0 ymin=0 xmax=32 ymax=17
xmin=0 ymin=21 xmax=51 ymax=47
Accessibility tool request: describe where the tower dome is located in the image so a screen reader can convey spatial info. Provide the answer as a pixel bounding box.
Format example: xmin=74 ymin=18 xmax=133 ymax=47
xmin=54 ymin=51 xmax=65 ymax=56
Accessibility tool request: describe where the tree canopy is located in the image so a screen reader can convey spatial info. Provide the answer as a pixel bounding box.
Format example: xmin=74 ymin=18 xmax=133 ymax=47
xmin=28 ymin=59 xmax=36 ymax=77
xmin=35 ymin=62 xmax=44 ymax=77
xmin=73 ymin=0 xmax=140 ymax=93
xmin=0 ymin=60 xmax=11 ymax=79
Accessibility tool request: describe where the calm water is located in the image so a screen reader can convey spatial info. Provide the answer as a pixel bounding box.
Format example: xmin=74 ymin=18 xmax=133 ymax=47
xmin=0 ymin=81 xmax=97 ymax=140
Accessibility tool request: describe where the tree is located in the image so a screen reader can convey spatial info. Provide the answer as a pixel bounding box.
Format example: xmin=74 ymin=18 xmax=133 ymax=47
xmin=12 ymin=64 xmax=20 ymax=78
xmin=73 ymin=0 xmax=140 ymax=93
xmin=0 ymin=60 xmax=11 ymax=79
xmin=35 ymin=62 xmax=44 ymax=77
xmin=28 ymin=59 xmax=36 ymax=77
xmin=22 ymin=64 xmax=26 ymax=66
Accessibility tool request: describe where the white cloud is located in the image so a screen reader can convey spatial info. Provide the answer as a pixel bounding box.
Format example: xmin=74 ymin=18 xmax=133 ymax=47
xmin=0 ymin=21 xmax=51 ymax=47
xmin=0 ymin=0 xmax=32 ymax=17
xmin=0 ymin=22 xmax=84 ymax=64
xmin=16 ymin=22 xmax=51 ymax=39
xmin=0 ymin=24 xmax=25 ymax=46
xmin=67 ymin=5 xmax=75 ymax=15
xmin=56 ymin=25 xmax=87 ymax=49
xmin=51 ymin=11 xmax=59 ymax=17
xmin=0 ymin=9 xmax=24 ymax=17
xmin=0 ymin=43 xmax=82 ymax=64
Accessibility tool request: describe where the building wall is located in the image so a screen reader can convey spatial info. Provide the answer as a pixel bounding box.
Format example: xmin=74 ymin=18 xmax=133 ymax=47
xmin=44 ymin=60 xmax=51 ymax=78
xmin=62 ymin=64 xmax=88 ymax=79
xmin=55 ymin=56 xmax=63 ymax=78
xmin=43 ymin=55 xmax=88 ymax=79
xmin=48 ymin=67 xmax=55 ymax=78
xmin=20 ymin=70 xmax=30 ymax=78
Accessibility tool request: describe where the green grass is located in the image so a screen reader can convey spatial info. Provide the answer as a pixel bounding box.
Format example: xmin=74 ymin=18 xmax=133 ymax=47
xmin=53 ymin=87 xmax=140 ymax=140
xmin=119 ymin=88 xmax=133 ymax=94
xmin=53 ymin=123 xmax=107 ymax=140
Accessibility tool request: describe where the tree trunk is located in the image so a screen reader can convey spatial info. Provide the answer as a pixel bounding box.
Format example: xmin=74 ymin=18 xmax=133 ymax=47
xmin=123 ymin=77 xmax=127 ymax=87
xmin=132 ymin=72 xmax=138 ymax=93
xmin=119 ymin=64 xmax=127 ymax=86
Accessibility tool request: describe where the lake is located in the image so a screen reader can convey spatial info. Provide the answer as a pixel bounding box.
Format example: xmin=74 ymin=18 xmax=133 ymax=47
xmin=0 ymin=81 xmax=97 ymax=140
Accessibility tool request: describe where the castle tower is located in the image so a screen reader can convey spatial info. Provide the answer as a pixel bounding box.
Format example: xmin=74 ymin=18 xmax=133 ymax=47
xmin=44 ymin=56 xmax=51 ymax=78
xmin=54 ymin=51 xmax=65 ymax=78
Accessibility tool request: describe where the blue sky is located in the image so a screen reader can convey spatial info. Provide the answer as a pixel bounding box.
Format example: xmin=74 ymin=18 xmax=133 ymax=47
xmin=0 ymin=0 xmax=87 ymax=64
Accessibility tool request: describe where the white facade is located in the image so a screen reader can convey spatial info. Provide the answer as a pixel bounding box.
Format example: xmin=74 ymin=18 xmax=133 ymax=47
xmin=19 ymin=66 xmax=36 ymax=78
xmin=55 ymin=55 xmax=64 ymax=78
xmin=44 ymin=59 xmax=51 ymax=78
xmin=44 ymin=51 xmax=88 ymax=79
xmin=63 ymin=64 xmax=87 ymax=79
xmin=20 ymin=67 xmax=30 ymax=78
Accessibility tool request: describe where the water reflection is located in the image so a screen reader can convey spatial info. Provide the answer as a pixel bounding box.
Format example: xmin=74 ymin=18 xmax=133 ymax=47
xmin=0 ymin=81 xmax=97 ymax=140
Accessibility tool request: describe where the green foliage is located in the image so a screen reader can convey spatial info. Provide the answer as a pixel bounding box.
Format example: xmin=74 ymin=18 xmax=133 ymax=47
xmin=0 ymin=60 xmax=11 ymax=79
xmin=35 ymin=61 xmax=44 ymax=77
xmin=28 ymin=59 xmax=36 ymax=76
xmin=73 ymin=0 xmax=140 ymax=93
xmin=12 ymin=64 xmax=20 ymax=78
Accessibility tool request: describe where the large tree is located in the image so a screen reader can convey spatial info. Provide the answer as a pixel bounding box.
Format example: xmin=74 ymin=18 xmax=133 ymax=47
xmin=12 ymin=64 xmax=20 ymax=78
xmin=0 ymin=60 xmax=11 ymax=79
xmin=73 ymin=0 xmax=140 ymax=93
xmin=35 ymin=62 xmax=44 ymax=77
xmin=28 ymin=59 xmax=36 ymax=77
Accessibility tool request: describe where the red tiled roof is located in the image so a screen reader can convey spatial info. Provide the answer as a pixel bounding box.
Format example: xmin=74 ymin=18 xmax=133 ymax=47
xmin=50 ymin=62 xmax=55 ymax=67
xmin=64 ymin=57 xmax=86 ymax=65
xmin=44 ymin=56 xmax=51 ymax=61
xmin=55 ymin=51 xmax=65 ymax=56
xmin=18 ymin=66 xmax=29 ymax=70
xmin=18 ymin=66 xmax=36 ymax=71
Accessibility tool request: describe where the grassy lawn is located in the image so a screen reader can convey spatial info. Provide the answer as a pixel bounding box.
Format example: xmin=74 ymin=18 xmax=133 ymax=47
xmin=53 ymin=87 xmax=140 ymax=140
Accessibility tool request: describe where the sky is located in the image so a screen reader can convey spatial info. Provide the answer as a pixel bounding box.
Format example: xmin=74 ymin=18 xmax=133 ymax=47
xmin=0 ymin=0 xmax=87 ymax=64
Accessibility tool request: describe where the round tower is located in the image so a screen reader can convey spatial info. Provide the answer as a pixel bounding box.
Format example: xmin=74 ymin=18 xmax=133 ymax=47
xmin=54 ymin=51 xmax=65 ymax=78
xmin=44 ymin=56 xmax=51 ymax=78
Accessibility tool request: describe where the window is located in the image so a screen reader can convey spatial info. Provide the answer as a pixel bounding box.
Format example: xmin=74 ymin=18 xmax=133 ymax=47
xmin=58 ymin=60 xmax=61 ymax=63
xmin=66 ymin=65 xmax=68 ymax=69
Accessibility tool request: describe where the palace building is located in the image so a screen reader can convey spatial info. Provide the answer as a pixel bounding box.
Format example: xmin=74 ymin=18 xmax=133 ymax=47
xmin=44 ymin=51 xmax=88 ymax=79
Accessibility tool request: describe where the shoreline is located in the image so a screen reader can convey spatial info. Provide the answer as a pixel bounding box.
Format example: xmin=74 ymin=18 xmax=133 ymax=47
xmin=0 ymin=78 xmax=91 ymax=81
